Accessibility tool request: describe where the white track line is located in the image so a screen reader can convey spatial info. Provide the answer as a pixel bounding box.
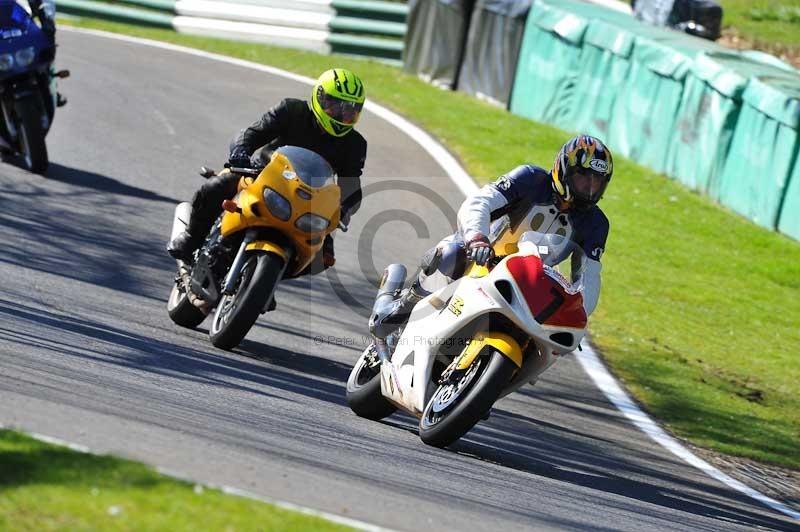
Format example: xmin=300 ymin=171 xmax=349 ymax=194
xmin=57 ymin=25 xmax=800 ymax=523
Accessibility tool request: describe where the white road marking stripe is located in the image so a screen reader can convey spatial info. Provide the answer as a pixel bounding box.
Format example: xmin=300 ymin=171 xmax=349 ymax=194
xmin=577 ymin=347 xmax=800 ymax=521
xmin=54 ymin=25 xmax=800 ymax=523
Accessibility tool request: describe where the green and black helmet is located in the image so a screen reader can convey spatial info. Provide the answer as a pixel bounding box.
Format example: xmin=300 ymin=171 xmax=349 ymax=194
xmin=310 ymin=68 xmax=366 ymax=137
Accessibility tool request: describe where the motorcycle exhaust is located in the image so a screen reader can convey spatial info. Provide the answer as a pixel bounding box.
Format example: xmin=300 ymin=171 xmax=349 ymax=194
xmin=170 ymin=202 xmax=192 ymax=243
xmin=369 ymin=264 xmax=407 ymax=352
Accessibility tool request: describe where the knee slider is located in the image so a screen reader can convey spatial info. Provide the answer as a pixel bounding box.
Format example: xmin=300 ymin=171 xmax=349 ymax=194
xmin=420 ymin=246 xmax=442 ymax=276
xmin=437 ymin=241 xmax=467 ymax=278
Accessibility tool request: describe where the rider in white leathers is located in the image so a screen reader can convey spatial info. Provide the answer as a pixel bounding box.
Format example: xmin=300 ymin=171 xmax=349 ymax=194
xmin=374 ymin=135 xmax=614 ymax=335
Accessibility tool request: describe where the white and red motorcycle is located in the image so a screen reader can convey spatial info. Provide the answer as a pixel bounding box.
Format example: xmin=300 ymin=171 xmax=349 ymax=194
xmin=346 ymin=231 xmax=590 ymax=448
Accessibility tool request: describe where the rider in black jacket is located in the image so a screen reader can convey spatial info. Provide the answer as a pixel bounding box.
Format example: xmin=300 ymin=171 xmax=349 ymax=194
xmin=167 ymin=68 xmax=367 ymax=268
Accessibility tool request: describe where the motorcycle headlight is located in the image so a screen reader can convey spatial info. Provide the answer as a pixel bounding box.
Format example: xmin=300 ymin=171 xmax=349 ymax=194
xmin=263 ymin=188 xmax=291 ymax=221
xmin=0 ymin=54 xmax=13 ymax=71
xmin=15 ymin=47 xmax=35 ymax=68
xmin=295 ymin=213 xmax=330 ymax=233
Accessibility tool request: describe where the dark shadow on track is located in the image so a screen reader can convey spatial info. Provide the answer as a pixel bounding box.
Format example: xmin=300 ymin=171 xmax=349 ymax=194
xmin=439 ymin=406 xmax=797 ymax=531
xmin=46 ymin=163 xmax=178 ymax=204
xmin=0 ymin=166 xmax=175 ymax=299
xmin=0 ymin=300 xmax=350 ymax=408
xmin=4 ymin=296 xmax=794 ymax=529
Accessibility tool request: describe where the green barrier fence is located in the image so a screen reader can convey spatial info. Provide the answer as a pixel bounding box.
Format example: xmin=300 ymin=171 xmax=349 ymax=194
xmin=778 ymin=149 xmax=800 ymax=240
xmin=566 ymin=18 xmax=634 ymax=141
xmin=510 ymin=1 xmax=588 ymax=124
xmin=111 ymin=0 xmax=175 ymax=11
xmin=59 ymin=0 xmax=173 ymax=27
xmin=665 ymin=51 xmax=794 ymax=195
xmin=607 ymin=36 xmax=694 ymax=174
xmin=718 ymin=76 xmax=800 ymax=231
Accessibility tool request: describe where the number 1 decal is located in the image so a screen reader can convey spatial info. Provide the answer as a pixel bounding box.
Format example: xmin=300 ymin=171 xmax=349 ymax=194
xmin=535 ymin=288 xmax=564 ymax=323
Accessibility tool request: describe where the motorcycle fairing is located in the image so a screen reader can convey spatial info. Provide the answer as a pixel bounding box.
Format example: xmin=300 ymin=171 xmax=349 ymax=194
xmin=455 ymin=331 xmax=523 ymax=370
xmin=505 ymin=254 xmax=587 ymax=329
xmin=382 ymin=248 xmax=587 ymax=415
xmin=219 ymin=151 xmax=340 ymax=275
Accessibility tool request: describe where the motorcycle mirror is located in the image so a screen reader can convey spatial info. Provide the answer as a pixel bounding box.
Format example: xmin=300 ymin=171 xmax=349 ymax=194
xmin=198 ymin=166 xmax=216 ymax=179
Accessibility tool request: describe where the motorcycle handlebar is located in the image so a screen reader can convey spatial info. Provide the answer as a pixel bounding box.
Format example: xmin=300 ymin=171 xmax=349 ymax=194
xmin=228 ymin=166 xmax=261 ymax=177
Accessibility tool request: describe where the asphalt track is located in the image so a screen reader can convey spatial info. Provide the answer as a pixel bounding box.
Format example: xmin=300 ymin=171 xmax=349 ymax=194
xmin=0 ymin=30 xmax=797 ymax=531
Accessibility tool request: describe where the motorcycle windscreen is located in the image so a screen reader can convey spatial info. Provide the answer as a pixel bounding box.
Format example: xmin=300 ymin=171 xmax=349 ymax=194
xmin=274 ymin=145 xmax=336 ymax=188
xmin=517 ymin=230 xmax=588 ymax=289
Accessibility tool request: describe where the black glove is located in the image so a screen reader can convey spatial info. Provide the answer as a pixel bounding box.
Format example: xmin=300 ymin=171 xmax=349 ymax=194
xmin=228 ymin=148 xmax=251 ymax=169
xmin=466 ymin=232 xmax=494 ymax=266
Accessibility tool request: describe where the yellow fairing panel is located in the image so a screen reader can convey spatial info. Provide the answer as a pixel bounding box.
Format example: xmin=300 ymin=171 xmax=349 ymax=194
xmin=466 ymin=262 xmax=490 ymax=278
xmin=218 ymin=152 xmax=341 ymax=276
xmin=246 ymin=241 xmax=290 ymax=262
xmin=456 ymin=331 xmax=523 ymax=369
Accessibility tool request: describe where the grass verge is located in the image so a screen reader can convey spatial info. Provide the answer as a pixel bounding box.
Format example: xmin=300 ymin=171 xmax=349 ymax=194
xmin=719 ymin=0 xmax=800 ymax=48
xmin=0 ymin=429 xmax=352 ymax=531
xmin=59 ymin=17 xmax=800 ymax=470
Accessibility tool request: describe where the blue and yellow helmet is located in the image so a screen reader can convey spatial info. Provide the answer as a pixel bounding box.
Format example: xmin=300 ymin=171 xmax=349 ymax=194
xmin=552 ymin=135 xmax=613 ymax=210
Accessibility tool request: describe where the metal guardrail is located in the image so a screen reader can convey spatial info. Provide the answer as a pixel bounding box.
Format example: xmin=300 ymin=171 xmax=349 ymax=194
xmin=58 ymin=0 xmax=407 ymax=62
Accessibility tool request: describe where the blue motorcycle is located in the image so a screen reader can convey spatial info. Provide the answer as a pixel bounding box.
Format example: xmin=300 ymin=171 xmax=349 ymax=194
xmin=0 ymin=1 xmax=67 ymax=174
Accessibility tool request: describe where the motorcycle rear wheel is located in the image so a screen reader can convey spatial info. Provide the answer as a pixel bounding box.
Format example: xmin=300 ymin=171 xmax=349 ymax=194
xmin=346 ymin=345 xmax=396 ymax=420
xmin=209 ymin=250 xmax=283 ymax=350
xmin=167 ymin=282 xmax=206 ymax=328
xmin=419 ymin=349 xmax=516 ymax=448
xmin=16 ymin=96 xmax=48 ymax=174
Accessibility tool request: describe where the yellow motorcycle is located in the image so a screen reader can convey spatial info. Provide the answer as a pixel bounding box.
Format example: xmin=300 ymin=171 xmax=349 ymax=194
xmin=167 ymin=146 xmax=341 ymax=350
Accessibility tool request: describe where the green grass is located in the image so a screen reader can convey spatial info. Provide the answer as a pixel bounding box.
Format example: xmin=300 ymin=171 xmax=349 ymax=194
xmin=0 ymin=429 xmax=352 ymax=531
xmin=719 ymin=1 xmax=800 ymax=48
xmin=59 ymin=18 xmax=800 ymax=470
xmin=628 ymin=0 xmax=800 ymax=62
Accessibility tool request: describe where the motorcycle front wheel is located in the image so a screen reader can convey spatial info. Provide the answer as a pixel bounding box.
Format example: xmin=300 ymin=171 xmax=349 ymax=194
xmin=15 ymin=95 xmax=48 ymax=174
xmin=419 ymin=349 xmax=516 ymax=448
xmin=209 ymin=250 xmax=284 ymax=350
xmin=346 ymin=344 xmax=396 ymax=420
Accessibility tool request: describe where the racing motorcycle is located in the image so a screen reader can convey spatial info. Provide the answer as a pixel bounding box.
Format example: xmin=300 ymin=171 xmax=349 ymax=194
xmin=167 ymin=146 xmax=342 ymax=350
xmin=346 ymin=230 xmax=589 ymax=448
xmin=0 ymin=1 xmax=68 ymax=174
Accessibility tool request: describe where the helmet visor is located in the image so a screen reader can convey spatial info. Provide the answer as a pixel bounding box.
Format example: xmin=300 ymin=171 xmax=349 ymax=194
xmin=317 ymin=88 xmax=363 ymax=125
xmin=569 ymin=170 xmax=608 ymax=204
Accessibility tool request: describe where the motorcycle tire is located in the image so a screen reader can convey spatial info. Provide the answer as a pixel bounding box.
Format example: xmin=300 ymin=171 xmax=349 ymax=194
xmin=15 ymin=96 xmax=48 ymax=174
xmin=346 ymin=345 xmax=396 ymax=420
xmin=419 ymin=349 xmax=516 ymax=448
xmin=209 ymin=250 xmax=283 ymax=350
xmin=167 ymin=282 xmax=206 ymax=328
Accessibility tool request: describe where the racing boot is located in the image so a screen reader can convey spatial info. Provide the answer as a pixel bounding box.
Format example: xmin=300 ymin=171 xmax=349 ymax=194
xmin=166 ymin=230 xmax=203 ymax=262
xmin=167 ymin=174 xmax=239 ymax=262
